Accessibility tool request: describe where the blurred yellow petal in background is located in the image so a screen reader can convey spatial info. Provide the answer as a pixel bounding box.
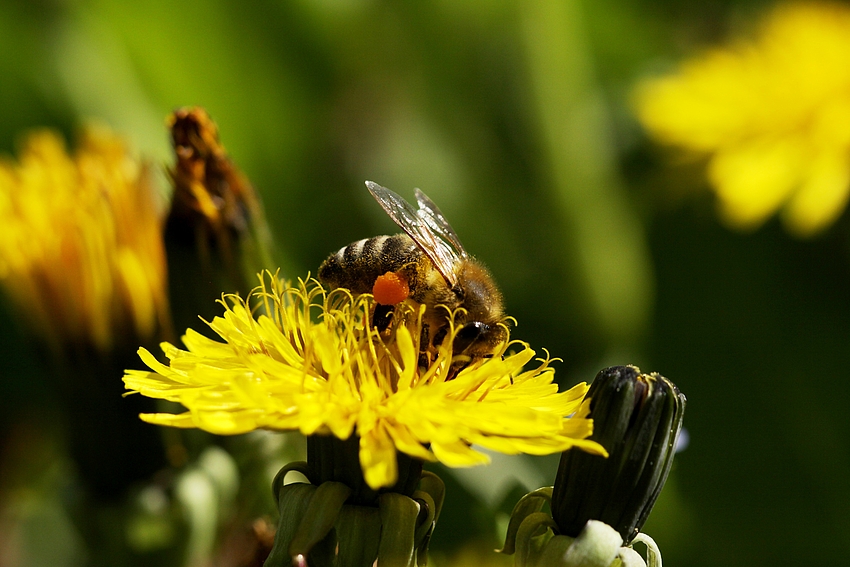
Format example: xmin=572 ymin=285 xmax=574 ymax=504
xmin=0 ymin=126 xmax=169 ymax=350
xmin=635 ymin=2 xmax=850 ymax=237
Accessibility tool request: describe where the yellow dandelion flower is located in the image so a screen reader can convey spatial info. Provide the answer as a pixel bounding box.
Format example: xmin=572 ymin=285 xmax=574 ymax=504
xmin=635 ymin=2 xmax=850 ymax=236
xmin=124 ymin=272 xmax=605 ymax=490
xmin=0 ymin=126 xmax=169 ymax=349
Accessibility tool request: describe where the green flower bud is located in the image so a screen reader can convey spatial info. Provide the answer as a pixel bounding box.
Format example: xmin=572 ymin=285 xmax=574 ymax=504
xmin=551 ymin=365 xmax=685 ymax=544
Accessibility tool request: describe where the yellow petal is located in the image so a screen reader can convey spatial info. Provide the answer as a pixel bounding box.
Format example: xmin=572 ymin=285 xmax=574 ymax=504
xmin=360 ymin=426 xmax=399 ymax=490
xmin=783 ymin=152 xmax=850 ymax=236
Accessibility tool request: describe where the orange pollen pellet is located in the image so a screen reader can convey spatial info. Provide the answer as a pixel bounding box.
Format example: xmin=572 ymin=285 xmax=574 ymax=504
xmin=372 ymin=271 xmax=410 ymax=305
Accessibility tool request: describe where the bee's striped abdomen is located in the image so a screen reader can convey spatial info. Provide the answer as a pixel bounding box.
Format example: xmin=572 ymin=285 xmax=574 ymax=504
xmin=318 ymin=234 xmax=421 ymax=295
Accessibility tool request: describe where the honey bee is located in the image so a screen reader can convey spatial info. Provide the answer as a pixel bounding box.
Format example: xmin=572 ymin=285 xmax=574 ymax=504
xmin=318 ymin=181 xmax=508 ymax=361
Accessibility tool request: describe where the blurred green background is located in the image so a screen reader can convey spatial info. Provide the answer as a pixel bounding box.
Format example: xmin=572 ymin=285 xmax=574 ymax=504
xmin=2 ymin=0 xmax=849 ymax=566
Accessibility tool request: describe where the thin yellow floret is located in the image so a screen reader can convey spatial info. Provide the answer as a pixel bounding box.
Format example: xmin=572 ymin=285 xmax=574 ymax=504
xmin=124 ymin=272 xmax=604 ymax=489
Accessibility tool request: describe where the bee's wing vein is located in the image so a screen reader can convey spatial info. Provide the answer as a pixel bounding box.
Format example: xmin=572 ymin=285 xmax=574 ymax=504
xmin=366 ymin=181 xmax=461 ymax=287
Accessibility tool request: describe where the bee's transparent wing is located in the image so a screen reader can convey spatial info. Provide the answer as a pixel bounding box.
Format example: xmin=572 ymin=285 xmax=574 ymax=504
xmin=414 ymin=188 xmax=469 ymax=261
xmin=366 ymin=181 xmax=461 ymax=286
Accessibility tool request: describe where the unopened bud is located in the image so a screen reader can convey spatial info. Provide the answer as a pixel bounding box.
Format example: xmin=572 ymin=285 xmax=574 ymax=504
xmin=551 ymin=365 xmax=685 ymax=544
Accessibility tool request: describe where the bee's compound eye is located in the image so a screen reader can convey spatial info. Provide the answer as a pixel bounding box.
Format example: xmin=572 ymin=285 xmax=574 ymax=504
xmin=453 ymin=321 xmax=489 ymax=354
xmin=372 ymin=271 xmax=410 ymax=305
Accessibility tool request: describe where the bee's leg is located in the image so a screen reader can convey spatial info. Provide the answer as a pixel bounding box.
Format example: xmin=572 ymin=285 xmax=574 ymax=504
xmin=419 ymin=323 xmax=430 ymax=351
xmin=418 ymin=324 xmax=430 ymax=369
xmin=446 ymin=358 xmax=472 ymax=381
xmin=431 ymin=326 xmax=448 ymax=348
xmin=372 ymin=304 xmax=395 ymax=334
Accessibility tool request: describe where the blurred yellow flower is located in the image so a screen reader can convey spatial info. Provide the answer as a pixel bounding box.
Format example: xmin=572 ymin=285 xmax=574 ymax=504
xmin=635 ymin=2 xmax=850 ymax=236
xmin=124 ymin=273 xmax=605 ymax=490
xmin=0 ymin=127 xmax=169 ymax=349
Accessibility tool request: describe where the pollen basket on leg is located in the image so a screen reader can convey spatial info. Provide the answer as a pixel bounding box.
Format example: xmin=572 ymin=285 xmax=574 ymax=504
xmin=372 ymin=271 xmax=410 ymax=305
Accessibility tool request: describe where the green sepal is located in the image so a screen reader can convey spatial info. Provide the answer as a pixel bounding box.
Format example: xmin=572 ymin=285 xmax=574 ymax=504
xmin=377 ymin=492 xmax=421 ymax=567
xmin=263 ymin=483 xmax=316 ymax=567
xmin=417 ymin=471 xmax=446 ymax=525
xmin=289 ymin=481 xmax=353 ymax=558
xmin=629 ymin=386 xmax=685 ymax=539
xmin=534 ymin=534 xmax=575 ymax=567
xmin=333 ymin=504 xmax=382 ymax=567
xmin=631 ymin=532 xmax=662 ymax=567
xmin=499 ymin=486 xmax=554 ymax=554
xmin=514 ymin=512 xmax=558 ymax=567
xmin=416 ymin=529 xmax=434 ymax=567
xmin=271 ymin=461 xmax=310 ymax=503
xmin=411 ymin=491 xmax=436 ymax=544
xmin=563 ymin=377 xmax=637 ymax=536
xmin=599 ymin=381 xmax=669 ymax=540
xmin=265 ymin=465 xmax=445 ymax=566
